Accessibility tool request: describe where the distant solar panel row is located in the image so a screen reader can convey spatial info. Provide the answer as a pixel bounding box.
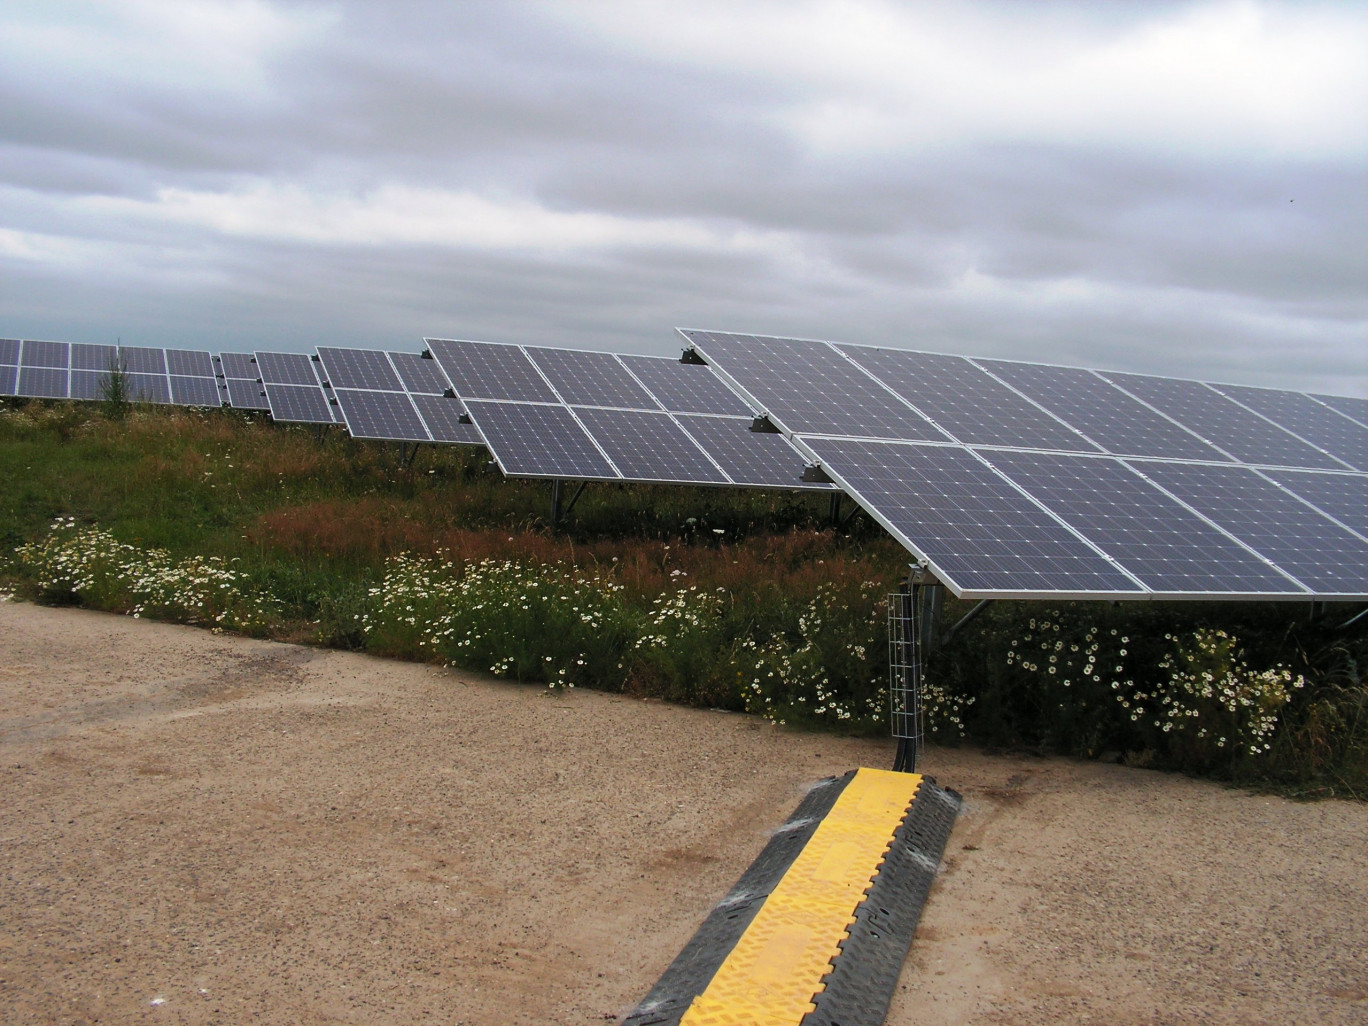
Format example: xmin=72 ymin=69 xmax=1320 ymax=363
xmin=314 ymin=347 xmax=482 ymax=444
xmin=683 ymin=330 xmax=1368 ymax=600
xmin=0 ymin=340 xmax=223 ymax=407
xmin=427 ymin=338 xmax=829 ymax=489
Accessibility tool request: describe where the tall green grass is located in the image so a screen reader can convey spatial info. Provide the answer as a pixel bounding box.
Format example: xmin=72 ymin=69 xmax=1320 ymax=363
xmin=2 ymin=399 xmax=1364 ymax=795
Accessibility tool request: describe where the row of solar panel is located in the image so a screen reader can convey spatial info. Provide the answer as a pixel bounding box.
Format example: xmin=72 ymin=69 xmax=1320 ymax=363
xmin=680 ymin=331 xmax=1368 ymax=473
xmin=683 ymin=331 xmax=1368 ymax=601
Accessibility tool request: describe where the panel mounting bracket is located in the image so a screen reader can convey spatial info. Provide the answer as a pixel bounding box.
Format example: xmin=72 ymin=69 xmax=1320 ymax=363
xmin=750 ymin=414 xmax=782 ymax=433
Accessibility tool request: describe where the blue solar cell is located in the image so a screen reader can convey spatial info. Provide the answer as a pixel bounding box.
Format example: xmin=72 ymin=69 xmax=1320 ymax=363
xmin=428 ymin=340 xmax=559 ymax=402
xmin=676 ymin=415 xmax=828 ymax=489
xmin=464 ymin=400 xmax=618 ymax=479
xmin=17 ymin=366 xmax=69 ymax=397
xmin=256 ymin=352 xmax=320 ymax=386
xmin=166 ymin=349 xmax=214 ymax=377
xmin=119 ymin=347 xmax=167 ymax=374
xmin=981 ymin=450 xmax=1303 ymax=596
xmin=70 ymin=343 xmax=120 ymax=371
xmin=218 ymin=352 xmax=259 ymax=379
xmin=1102 ymin=371 xmax=1346 ymax=470
xmin=225 ymin=377 xmax=269 ymax=409
xmin=839 ymin=346 xmax=1099 ymax=451
xmin=573 ymin=408 xmax=729 ymax=484
xmin=1135 ymin=461 xmax=1368 ymax=595
xmin=125 ymin=373 xmax=171 ymax=404
xmin=681 ymin=331 xmax=947 ymax=441
xmin=0 ymin=339 xmax=19 ymax=365
xmin=1310 ymin=393 xmax=1368 ymax=428
xmin=170 ymin=375 xmax=223 ymax=407
xmin=264 ymin=382 xmax=334 ymax=423
xmin=332 ymin=389 xmax=430 ymax=440
xmin=981 ymin=360 xmax=1228 ymax=462
xmin=1263 ymin=471 xmax=1368 ymax=537
xmin=1208 ymin=382 xmax=1367 ymax=472
xmin=526 ymin=348 xmax=657 ymax=409
xmin=70 ymin=370 xmax=111 ymax=400
xmin=0 ymin=364 xmax=19 ymax=395
xmin=390 ymin=352 xmax=453 ymax=395
xmin=620 ymin=355 xmax=752 ymax=416
xmin=801 ymin=438 xmax=1143 ymax=596
xmin=317 ymin=347 xmax=403 ymax=391
xmin=20 ymin=340 xmax=69 ymax=369
xmin=411 ymin=394 xmax=483 ymax=445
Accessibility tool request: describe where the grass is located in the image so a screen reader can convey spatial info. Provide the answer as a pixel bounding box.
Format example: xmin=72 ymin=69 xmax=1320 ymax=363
xmin=2 ymin=398 xmax=1365 ymax=796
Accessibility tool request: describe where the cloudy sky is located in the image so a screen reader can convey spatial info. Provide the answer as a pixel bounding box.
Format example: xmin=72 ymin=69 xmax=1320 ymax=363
xmin=2 ymin=0 xmax=1365 ymax=394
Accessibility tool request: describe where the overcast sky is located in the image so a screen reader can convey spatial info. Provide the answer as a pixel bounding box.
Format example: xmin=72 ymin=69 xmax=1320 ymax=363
xmin=1 ymin=1 xmax=1365 ymax=394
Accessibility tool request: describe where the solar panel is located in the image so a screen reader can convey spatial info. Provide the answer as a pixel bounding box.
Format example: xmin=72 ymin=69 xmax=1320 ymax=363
xmin=263 ymin=383 xmax=334 ymax=424
xmin=21 ymin=340 xmax=69 ymax=368
xmin=125 ymin=373 xmax=171 ymax=404
xmin=676 ymin=415 xmax=829 ymax=489
xmin=980 ymin=450 xmax=1304 ymax=596
xmin=1263 ymin=471 xmax=1368 ymax=536
xmin=573 ymin=407 xmax=729 ymax=484
xmin=0 ymin=364 xmax=15 ymax=396
xmin=17 ymin=366 xmax=69 ymax=398
xmin=316 ymin=347 xmax=403 ymax=391
xmin=0 ymin=339 xmax=19 ymax=365
xmin=1101 ymin=372 xmax=1346 ymax=471
xmin=801 ymin=438 xmax=1144 ymax=597
xmin=620 ymin=355 xmax=753 ymax=416
xmin=70 ymin=370 xmax=111 ymax=400
xmin=119 ymin=346 xmax=167 ymax=374
xmin=218 ymin=352 xmax=259 ymax=379
xmin=839 ymin=346 xmax=1099 ymax=452
xmin=525 ymin=347 xmax=657 ymax=409
xmin=1135 ymin=461 xmax=1368 ymax=595
xmin=1310 ymin=393 xmax=1368 ymax=428
xmin=427 ymin=339 xmax=559 ymax=402
xmin=980 ymin=360 xmax=1229 ymax=462
xmin=224 ymin=377 xmax=270 ymax=410
xmin=681 ymin=331 xmax=948 ymax=441
xmin=331 ymin=388 xmax=430 ymax=441
xmin=390 ymin=352 xmax=453 ymax=395
xmin=463 ymin=400 xmax=617 ymax=479
xmin=1207 ymin=383 xmax=1367 ymax=472
xmin=166 ymin=349 xmax=215 ymax=377
xmin=70 ymin=343 xmax=119 ymax=371
xmin=170 ymin=375 xmax=224 ymax=407
xmin=410 ymin=393 xmax=484 ymax=444
xmin=255 ymin=351 xmax=321 ymax=386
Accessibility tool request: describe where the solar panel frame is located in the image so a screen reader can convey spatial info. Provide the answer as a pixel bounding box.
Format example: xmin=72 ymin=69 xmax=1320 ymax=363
xmin=330 ymin=388 xmax=431 ymax=441
xmin=1206 ymin=382 xmax=1367 ymax=472
xmin=218 ymin=352 xmax=259 ymax=379
xmin=255 ymin=351 xmax=322 ymax=386
xmin=427 ymin=339 xmax=560 ymax=403
xmin=17 ymin=366 xmax=69 ymax=398
xmin=572 ymin=407 xmax=731 ymax=485
xmin=680 ymin=330 xmax=951 ymax=441
xmin=1100 ymin=371 xmax=1348 ymax=471
xmin=125 ymin=373 xmax=172 ymax=404
xmin=1133 ymin=461 xmax=1368 ymax=596
xmin=0 ymin=364 xmax=16 ymax=396
xmin=799 ymin=437 xmax=1146 ymax=599
xmin=525 ymin=347 xmax=659 ymax=409
xmin=619 ymin=355 xmax=753 ymax=416
xmin=1262 ymin=470 xmax=1368 ymax=537
xmin=410 ymin=393 xmax=484 ymax=445
xmin=224 ymin=377 xmax=270 ymax=410
xmin=119 ymin=346 xmax=167 ymax=374
xmin=316 ymin=347 xmax=404 ymax=391
xmin=170 ymin=374 xmax=224 ymax=407
xmin=979 ymin=449 xmax=1307 ymax=598
xmin=838 ymin=344 xmax=1102 ymax=452
xmin=166 ymin=349 xmax=215 ymax=377
xmin=69 ymin=369 xmax=111 ymax=400
xmin=70 ymin=343 xmax=120 ymax=371
xmin=463 ymin=399 xmax=619 ymax=480
xmin=0 ymin=339 xmax=19 ymax=365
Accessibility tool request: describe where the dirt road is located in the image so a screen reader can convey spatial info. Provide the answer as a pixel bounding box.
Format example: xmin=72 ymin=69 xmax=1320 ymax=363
xmin=2 ymin=601 xmax=1365 ymax=1024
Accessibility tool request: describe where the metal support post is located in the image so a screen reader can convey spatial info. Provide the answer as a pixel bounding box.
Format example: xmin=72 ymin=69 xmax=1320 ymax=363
xmin=828 ymin=493 xmax=841 ymax=526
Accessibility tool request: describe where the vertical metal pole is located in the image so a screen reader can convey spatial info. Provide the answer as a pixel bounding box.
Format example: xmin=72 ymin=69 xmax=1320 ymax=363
xmin=891 ymin=581 xmax=922 ymax=773
xmin=828 ymin=492 xmax=841 ymax=526
xmin=551 ymin=480 xmax=563 ymax=526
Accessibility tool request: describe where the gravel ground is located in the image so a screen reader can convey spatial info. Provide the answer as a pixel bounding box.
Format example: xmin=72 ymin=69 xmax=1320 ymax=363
xmin=2 ymin=600 xmax=1365 ymax=1025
